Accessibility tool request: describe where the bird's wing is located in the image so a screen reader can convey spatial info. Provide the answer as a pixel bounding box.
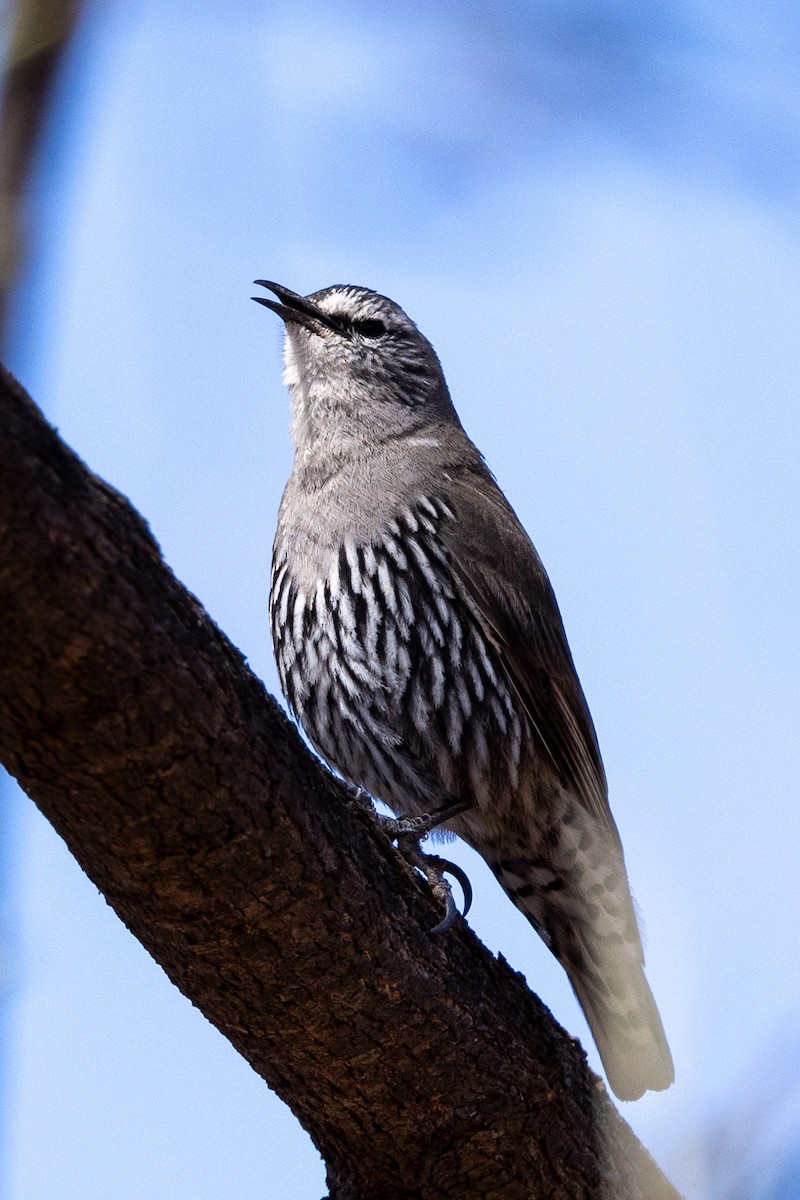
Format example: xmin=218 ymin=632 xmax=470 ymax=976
xmin=440 ymin=473 xmax=614 ymax=834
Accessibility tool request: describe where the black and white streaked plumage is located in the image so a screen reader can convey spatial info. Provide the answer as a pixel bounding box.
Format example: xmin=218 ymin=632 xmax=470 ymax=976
xmin=254 ymin=280 xmax=674 ymax=1102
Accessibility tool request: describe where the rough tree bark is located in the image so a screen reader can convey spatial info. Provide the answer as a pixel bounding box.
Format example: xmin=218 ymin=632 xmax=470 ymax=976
xmin=0 ymin=364 xmax=681 ymax=1200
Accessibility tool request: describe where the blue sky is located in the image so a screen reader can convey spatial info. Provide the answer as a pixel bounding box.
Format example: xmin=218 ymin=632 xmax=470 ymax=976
xmin=3 ymin=3 xmax=800 ymax=1197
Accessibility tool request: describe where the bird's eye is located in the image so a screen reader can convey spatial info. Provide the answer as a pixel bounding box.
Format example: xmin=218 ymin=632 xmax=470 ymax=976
xmin=356 ymin=318 xmax=387 ymax=338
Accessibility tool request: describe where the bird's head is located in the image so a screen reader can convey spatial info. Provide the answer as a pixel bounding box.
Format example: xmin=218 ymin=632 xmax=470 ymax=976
xmin=253 ymin=281 xmax=458 ymax=452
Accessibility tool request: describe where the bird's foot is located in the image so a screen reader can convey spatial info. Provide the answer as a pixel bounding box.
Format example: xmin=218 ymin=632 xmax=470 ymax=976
xmin=377 ymin=797 xmax=471 ymax=842
xmin=377 ymin=812 xmax=473 ymax=934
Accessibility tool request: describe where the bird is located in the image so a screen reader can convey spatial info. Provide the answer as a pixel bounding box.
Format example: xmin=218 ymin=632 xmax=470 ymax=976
xmin=253 ymin=279 xmax=674 ymax=1102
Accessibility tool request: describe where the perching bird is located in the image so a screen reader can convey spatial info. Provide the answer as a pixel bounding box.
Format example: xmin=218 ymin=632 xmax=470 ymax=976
xmin=253 ymin=280 xmax=674 ymax=1102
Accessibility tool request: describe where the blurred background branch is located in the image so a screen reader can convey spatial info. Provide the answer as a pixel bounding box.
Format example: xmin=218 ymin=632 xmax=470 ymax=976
xmin=0 ymin=0 xmax=83 ymax=341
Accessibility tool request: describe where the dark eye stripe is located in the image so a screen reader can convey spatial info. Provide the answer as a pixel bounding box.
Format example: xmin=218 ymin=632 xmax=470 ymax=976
xmin=354 ymin=318 xmax=387 ymax=338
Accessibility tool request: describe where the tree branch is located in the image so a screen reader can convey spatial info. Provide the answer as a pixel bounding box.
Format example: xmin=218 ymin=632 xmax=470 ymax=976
xmin=0 ymin=364 xmax=680 ymax=1200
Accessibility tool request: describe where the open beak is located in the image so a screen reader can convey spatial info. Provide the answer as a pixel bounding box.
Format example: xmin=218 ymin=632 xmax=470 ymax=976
xmin=251 ymin=280 xmax=341 ymax=333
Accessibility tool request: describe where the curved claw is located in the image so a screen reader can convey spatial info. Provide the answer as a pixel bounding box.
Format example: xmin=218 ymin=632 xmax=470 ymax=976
xmin=427 ymin=881 xmax=460 ymax=935
xmin=379 ymin=813 xmax=474 ymax=934
xmin=424 ymin=853 xmax=473 ymax=921
xmin=396 ymin=841 xmax=473 ymax=934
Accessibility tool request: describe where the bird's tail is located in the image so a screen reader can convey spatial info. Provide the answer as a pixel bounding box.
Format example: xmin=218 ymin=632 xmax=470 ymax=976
xmin=491 ymin=844 xmax=674 ymax=1101
xmin=562 ymin=928 xmax=674 ymax=1101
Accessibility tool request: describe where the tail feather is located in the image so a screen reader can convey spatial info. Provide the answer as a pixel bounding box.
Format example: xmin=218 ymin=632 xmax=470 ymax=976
xmin=565 ymin=943 xmax=674 ymax=1101
xmin=490 ymin=837 xmax=674 ymax=1101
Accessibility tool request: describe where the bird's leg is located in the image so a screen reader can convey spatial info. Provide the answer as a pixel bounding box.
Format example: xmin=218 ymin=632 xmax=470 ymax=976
xmin=376 ymin=798 xmax=474 ymax=933
xmin=377 ymin=796 xmax=471 ymax=841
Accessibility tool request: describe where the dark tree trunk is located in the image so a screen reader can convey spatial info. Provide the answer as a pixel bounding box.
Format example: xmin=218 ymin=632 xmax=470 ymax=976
xmin=0 ymin=365 xmax=681 ymax=1200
